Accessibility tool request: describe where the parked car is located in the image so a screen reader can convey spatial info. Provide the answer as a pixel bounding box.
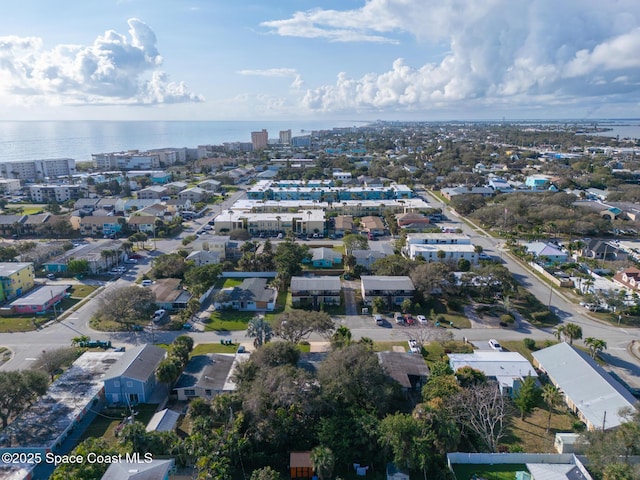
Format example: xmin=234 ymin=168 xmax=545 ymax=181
xmin=394 ymin=312 xmax=404 ymax=324
xmin=141 ymin=279 xmax=153 ymax=287
xmin=404 ymin=314 xmax=415 ymax=325
xmin=416 ymin=315 xmax=427 ymax=324
xmin=488 ymin=339 xmax=502 ymax=351
xmin=46 ymin=273 xmax=56 ymax=280
xmin=374 ymin=314 xmax=384 ymax=326
xmin=125 ymin=258 xmax=138 ymax=264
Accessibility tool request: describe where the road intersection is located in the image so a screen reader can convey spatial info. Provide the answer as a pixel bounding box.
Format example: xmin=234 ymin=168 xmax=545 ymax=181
xmin=1 ymin=188 xmax=639 ymax=391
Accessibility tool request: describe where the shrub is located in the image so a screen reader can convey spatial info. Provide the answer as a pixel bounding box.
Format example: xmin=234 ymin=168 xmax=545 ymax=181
xmin=572 ymin=421 xmax=586 ymax=432
xmin=523 ymin=338 xmax=536 ymax=350
xmin=447 ymin=298 xmax=463 ymax=312
xmin=500 ymin=314 xmax=515 ymax=324
xmin=530 ymin=310 xmax=552 ymax=323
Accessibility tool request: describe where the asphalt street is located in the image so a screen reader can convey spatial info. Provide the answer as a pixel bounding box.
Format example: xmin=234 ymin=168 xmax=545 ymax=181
xmin=1 ymin=186 xmax=639 ymax=390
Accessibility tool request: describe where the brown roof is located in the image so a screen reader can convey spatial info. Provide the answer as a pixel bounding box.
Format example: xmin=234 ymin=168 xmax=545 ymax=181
xmin=128 ymin=216 xmax=155 ymax=225
xmin=377 ymin=351 xmax=430 ymax=388
xmin=150 ymin=278 xmax=184 ymax=303
xmin=290 ymin=451 xmax=312 ymax=468
xmin=80 ymin=216 xmax=120 ymax=225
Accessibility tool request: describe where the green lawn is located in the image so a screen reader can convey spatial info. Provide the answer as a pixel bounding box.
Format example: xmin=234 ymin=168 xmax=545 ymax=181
xmin=222 ymin=278 xmax=243 ymax=288
xmin=80 ymin=404 xmax=158 ymax=445
xmin=191 ymin=342 xmax=239 ymax=355
xmin=452 ymin=464 xmax=527 ymax=480
xmin=0 ymin=317 xmax=37 ymax=332
xmin=68 ymin=284 xmax=98 ymax=298
xmin=204 ymin=309 xmax=256 ymax=332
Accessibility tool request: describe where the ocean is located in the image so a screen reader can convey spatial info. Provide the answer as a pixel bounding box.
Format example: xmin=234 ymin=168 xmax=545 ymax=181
xmin=0 ymin=120 xmax=365 ymax=163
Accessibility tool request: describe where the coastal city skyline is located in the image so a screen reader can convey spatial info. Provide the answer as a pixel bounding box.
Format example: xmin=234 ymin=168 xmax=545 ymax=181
xmin=1 ymin=0 xmax=640 ymax=122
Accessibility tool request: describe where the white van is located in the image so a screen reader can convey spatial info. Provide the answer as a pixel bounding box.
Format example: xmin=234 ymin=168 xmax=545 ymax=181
xmin=141 ymin=279 xmax=153 ymax=287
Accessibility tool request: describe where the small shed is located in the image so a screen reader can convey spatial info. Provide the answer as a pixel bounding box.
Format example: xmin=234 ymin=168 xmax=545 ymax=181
xmin=290 ymin=451 xmax=314 ymax=479
xmin=387 ymin=463 xmax=409 ymax=480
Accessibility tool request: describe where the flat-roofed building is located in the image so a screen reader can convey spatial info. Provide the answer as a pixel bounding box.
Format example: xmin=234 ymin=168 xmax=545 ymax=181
xmin=214 ymin=209 xmax=325 ymax=236
xmin=448 ymin=351 xmax=537 ymax=396
xmin=0 ymin=158 xmax=76 ymax=181
xmin=361 ymin=275 xmax=414 ymax=307
xmin=0 ymin=262 xmax=35 ymax=302
xmin=532 ymin=342 xmax=637 ymax=430
xmin=290 ymin=276 xmax=342 ymax=308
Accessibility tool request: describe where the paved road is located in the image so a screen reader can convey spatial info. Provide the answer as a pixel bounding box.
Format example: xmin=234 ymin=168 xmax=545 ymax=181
xmin=1 ymin=186 xmax=639 ymax=390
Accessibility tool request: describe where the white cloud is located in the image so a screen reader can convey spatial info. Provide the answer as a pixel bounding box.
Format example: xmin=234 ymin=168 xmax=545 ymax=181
xmin=0 ymin=18 xmax=203 ymax=106
xmin=236 ymin=67 xmax=305 ymax=90
xmin=270 ymin=0 xmax=640 ymax=114
xmin=236 ymin=68 xmax=298 ymax=77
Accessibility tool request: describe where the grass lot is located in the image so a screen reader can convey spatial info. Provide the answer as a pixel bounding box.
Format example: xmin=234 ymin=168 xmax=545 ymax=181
xmin=0 ymin=317 xmax=37 ymax=332
xmin=504 ymin=405 xmax=577 ymax=453
xmin=191 ymin=342 xmax=239 ymax=355
xmin=68 ymin=284 xmax=98 ymax=298
xmin=453 ymin=463 xmax=527 ymax=480
xmin=205 ymin=309 xmax=256 ymax=332
xmin=81 ymin=404 xmax=158 ymax=445
xmin=222 ymin=278 xmax=243 ymax=288
xmin=373 ymin=341 xmax=408 ymax=352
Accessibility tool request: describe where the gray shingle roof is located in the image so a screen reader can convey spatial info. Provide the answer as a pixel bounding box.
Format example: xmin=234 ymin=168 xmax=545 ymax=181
xmin=104 ymin=344 xmax=165 ymax=382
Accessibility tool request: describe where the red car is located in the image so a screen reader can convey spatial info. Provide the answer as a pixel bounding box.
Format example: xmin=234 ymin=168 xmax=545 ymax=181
xmin=404 ymin=314 xmax=414 ymax=325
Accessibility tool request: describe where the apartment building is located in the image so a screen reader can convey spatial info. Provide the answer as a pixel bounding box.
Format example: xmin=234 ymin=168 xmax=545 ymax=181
xmin=29 ymin=184 xmax=85 ymax=203
xmin=0 ymin=158 xmax=76 ymax=181
xmin=251 ymin=129 xmax=269 ymax=150
xmin=92 ymin=151 xmax=160 ymax=170
xmin=0 ymin=262 xmax=35 ymax=302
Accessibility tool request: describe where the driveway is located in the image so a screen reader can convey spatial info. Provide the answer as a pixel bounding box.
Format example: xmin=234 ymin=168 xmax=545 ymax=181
xmin=342 ymin=279 xmax=359 ymax=316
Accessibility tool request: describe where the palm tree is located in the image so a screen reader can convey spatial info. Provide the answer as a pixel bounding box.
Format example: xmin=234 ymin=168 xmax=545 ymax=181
xmin=563 ymin=322 xmax=582 ymax=345
xmin=552 ymin=325 xmax=565 ymax=342
xmin=584 ymin=337 xmax=607 ymax=359
xmin=310 ymin=446 xmax=334 ymax=480
xmin=541 ymin=384 xmax=563 ymax=434
xmin=246 ymin=316 xmax=273 ymax=347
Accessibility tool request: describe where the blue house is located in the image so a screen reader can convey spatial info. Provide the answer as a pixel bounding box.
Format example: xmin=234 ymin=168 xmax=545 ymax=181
xmin=309 ymin=247 xmax=342 ymax=268
xmin=103 ymin=344 xmax=165 ymax=405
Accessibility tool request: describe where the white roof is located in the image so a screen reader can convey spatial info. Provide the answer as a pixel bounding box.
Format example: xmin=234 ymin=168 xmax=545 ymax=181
xmin=532 ymin=342 xmax=637 ymax=430
xmin=449 ymin=351 xmax=537 ymax=388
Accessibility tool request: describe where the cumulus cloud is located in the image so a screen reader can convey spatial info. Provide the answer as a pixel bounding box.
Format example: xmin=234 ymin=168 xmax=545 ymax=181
xmin=236 ymin=68 xmax=304 ymax=89
xmin=0 ymin=18 xmax=203 ymax=106
xmin=268 ymin=0 xmax=640 ymax=114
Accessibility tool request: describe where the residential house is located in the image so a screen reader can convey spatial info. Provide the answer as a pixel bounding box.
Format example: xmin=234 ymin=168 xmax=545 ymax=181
xmin=21 ymin=214 xmax=50 ymax=235
xmin=43 ymin=240 xmax=126 ymax=274
xmin=580 ymin=239 xmax=626 ymax=261
xmin=334 ymin=215 xmax=354 ymax=235
xmin=136 ymin=185 xmax=169 ymax=200
xmin=0 ymin=215 xmax=26 ymax=236
xmin=448 ymin=351 xmax=537 ymax=396
xmin=178 ymin=187 xmax=208 ymax=202
xmin=114 ymin=198 xmax=161 ymax=215
xmin=613 ymin=267 xmax=640 ymax=291
xmin=193 ymin=236 xmax=228 ymax=261
xmin=361 ymin=275 xmax=415 ymax=307
xmin=525 ymin=174 xmax=553 ymax=190
xmin=164 ymin=181 xmax=189 ymax=195
xmin=440 ymin=186 xmax=496 ymax=200
xmin=524 ymin=242 xmax=569 ymax=264
xmin=149 ymin=172 xmax=172 ymax=184
xmin=76 ymin=216 xmax=123 ymax=237
xmin=290 ymin=276 xmax=342 ymax=308
xmin=0 ymin=262 xmax=35 ymax=302
xmin=127 ymin=215 xmax=157 ymax=234
xmin=213 ymin=278 xmax=277 ymax=312
xmin=74 ymin=198 xmax=100 ymax=214
xmin=101 ymin=459 xmax=174 ymax=480
xmin=309 ymin=247 xmax=342 ymax=268
xmin=360 ymin=215 xmax=385 ymax=235
xmin=103 ymin=344 xmax=166 ymax=405
xmin=377 ymin=351 xmax=430 ymax=393
xmin=186 ymin=250 xmax=221 ymax=266
xmin=150 ymin=278 xmax=193 ymax=311
xmin=532 ymin=342 xmax=637 ymax=430
xmin=198 ymin=179 xmax=222 ymax=192
xmin=10 ymin=284 xmax=68 ymax=314
xmin=173 ymin=354 xmax=235 ymax=401
xmin=396 ymin=212 xmax=430 ymax=229
xmin=352 ymin=249 xmax=386 ymax=270
xmin=164 ymin=198 xmax=193 ymax=212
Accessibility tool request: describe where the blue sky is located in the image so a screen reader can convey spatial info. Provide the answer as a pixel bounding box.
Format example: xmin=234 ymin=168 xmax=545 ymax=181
xmin=1 ymin=0 xmax=640 ymax=121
